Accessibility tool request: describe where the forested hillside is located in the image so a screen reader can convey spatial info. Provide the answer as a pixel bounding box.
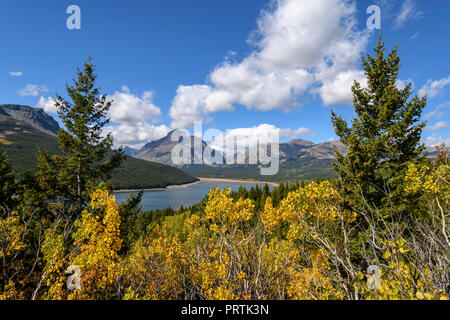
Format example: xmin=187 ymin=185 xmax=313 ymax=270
xmin=181 ymin=157 xmax=336 ymax=182
xmin=0 ymin=105 xmax=196 ymax=189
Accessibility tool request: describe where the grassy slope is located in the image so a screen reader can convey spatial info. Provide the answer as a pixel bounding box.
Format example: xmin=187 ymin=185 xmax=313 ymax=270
xmin=0 ymin=119 xmax=61 ymax=174
xmin=0 ymin=122 xmax=196 ymax=189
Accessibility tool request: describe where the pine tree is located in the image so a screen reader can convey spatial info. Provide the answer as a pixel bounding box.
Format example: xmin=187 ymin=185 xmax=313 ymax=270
xmin=37 ymin=57 xmax=124 ymax=208
xmin=331 ymin=38 xmax=426 ymax=210
xmin=118 ymin=191 xmax=143 ymax=254
xmin=278 ymin=182 xmax=285 ymax=198
xmin=0 ymin=153 xmax=16 ymax=210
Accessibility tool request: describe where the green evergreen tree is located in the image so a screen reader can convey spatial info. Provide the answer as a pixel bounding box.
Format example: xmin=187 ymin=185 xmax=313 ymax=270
xmin=0 ymin=153 xmax=17 ymax=210
xmin=271 ymin=187 xmax=279 ymax=206
xmin=37 ymin=57 xmax=124 ymax=208
xmin=118 ymin=191 xmax=143 ymax=254
xmin=331 ymin=39 xmax=426 ymax=211
xmin=278 ymin=182 xmax=285 ymax=198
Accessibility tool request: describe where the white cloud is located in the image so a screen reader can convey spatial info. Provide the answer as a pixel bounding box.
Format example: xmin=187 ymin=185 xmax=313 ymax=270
xmin=422 ymin=134 xmax=450 ymax=147
xmin=425 ymin=121 xmax=450 ymax=131
xmin=121 ymin=85 xmax=130 ymax=93
xmin=210 ymin=60 xmax=313 ymax=110
xmin=419 ymin=76 xmax=450 ymax=98
xmin=320 ymin=70 xmax=367 ymax=106
xmin=35 ymin=86 xmax=169 ymax=148
xmin=36 ymin=96 xmax=58 ymax=114
xmin=101 ymin=86 xmax=169 ymax=147
xmin=409 ymin=32 xmax=419 ymax=40
xmin=395 ymin=78 xmax=415 ymax=91
xmin=169 ymin=0 xmax=369 ymax=128
xmin=9 ymin=71 xmax=23 ymax=77
xmin=104 ymin=122 xmax=170 ymax=149
xmin=108 ymin=87 xmax=162 ymax=124
xmin=208 ymin=123 xmax=313 ymax=153
xmin=225 ymin=50 xmax=237 ymax=59
xmin=423 ymin=102 xmax=450 ymax=120
xmin=18 ymin=84 xmax=50 ymax=97
xmin=393 ymin=0 xmax=423 ymax=30
xmin=170 ymin=85 xmax=235 ymax=129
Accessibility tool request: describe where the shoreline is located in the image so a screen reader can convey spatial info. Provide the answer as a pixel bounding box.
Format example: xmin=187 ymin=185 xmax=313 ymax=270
xmin=113 ymin=177 xmax=279 ymax=193
xmin=197 ymin=177 xmax=279 ymax=187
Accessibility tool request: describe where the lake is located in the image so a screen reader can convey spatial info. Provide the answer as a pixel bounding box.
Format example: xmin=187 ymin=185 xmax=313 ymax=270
xmin=114 ymin=182 xmax=275 ymax=211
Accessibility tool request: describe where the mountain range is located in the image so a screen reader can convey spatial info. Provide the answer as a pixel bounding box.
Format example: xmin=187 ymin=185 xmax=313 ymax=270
xmin=0 ymin=104 xmax=197 ymax=189
xmin=132 ymin=130 xmax=348 ymax=165
xmin=134 ymin=129 xmax=224 ymax=167
xmin=131 ymin=127 xmax=441 ymax=182
xmin=127 ymin=129 xmax=347 ymax=181
xmin=1 ymin=104 xmax=442 ymax=185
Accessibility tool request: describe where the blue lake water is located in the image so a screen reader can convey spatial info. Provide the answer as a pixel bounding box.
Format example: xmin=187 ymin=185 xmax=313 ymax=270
xmin=114 ymin=182 xmax=274 ymax=211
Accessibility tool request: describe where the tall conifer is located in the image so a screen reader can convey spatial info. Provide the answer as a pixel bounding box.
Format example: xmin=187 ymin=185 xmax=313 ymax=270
xmin=37 ymin=57 xmax=124 ymax=208
xmin=331 ymin=39 xmax=427 ymax=211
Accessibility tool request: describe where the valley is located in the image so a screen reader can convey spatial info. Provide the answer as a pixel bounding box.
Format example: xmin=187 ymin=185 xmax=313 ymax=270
xmin=0 ymin=104 xmax=197 ymax=189
xmin=1 ymin=104 xmax=441 ymax=189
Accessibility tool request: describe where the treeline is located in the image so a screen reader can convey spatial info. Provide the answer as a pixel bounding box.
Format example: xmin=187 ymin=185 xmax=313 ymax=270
xmin=0 ymin=119 xmax=196 ymax=190
xmin=118 ymin=181 xmax=306 ymax=248
xmin=181 ymin=158 xmax=336 ymax=182
xmin=1 ymin=40 xmax=449 ymax=300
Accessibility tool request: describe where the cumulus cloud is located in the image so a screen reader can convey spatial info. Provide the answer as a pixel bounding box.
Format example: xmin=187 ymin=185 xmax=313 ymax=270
xmin=208 ymin=123 xmax=313 ymax=153
xmin=170 ymin=85 xmax=235 ymax=129
xmin=393 ymin=0 xmax=423 ymax=30
xmin=169 ymin=0 xmax=369 ymax=128
xmin=36 ymin=96 xmax=58 ymax=113
xmin=419 ymin=76 xmax=450 ymax=98
xmin=104 ymin=122 xmax=170 ymax=149
xmin=320 ymin=70 xmax=367 ymax=106
xmin=18 ymin=84 xmax=50 ymax=97
xmin=9 ymin=71 xmax=23 ymax=77
xmin=425 ymin=121 xmax=450 ymax=131
xmin=108 ymin=87 xmax=162 ymax=123
xmin=423 ymin=102 xmax=450 ymax=120
xmin=422 ymin=134 xmax=450 ymax=148
xmin=102 ymin=86 xmax=169 ymax=148
xmin=395 ymin=78 xmax=415 ymax=91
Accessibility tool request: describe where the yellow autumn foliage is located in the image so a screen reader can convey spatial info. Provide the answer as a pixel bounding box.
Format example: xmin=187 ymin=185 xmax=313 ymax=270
xmin=0 ymin=211 xmax=25 ymax=300
xmin=43 ymin=190 xmax=123 ymax=300
xmin=2 ymin=169 xmax=448 ymax=301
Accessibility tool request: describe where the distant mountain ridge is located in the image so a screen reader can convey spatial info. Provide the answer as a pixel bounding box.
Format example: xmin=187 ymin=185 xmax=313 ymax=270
xmin=0 ymin=104 xmax=60 ymax=136
xmin=123 ymin=146 xmax=138 ymax=157
xmin=2 ymin=105 xmax=443 ymax=185
xmin=0 ymin=105 xmax=197 ymax=189
xmin=133 ymin=130 xmax=348 ymax=165
xmin=135 ymin=129 xmax=225 ymax=166
xmin=129 ymin=131 xmax=348 ymax=181
xmin=279 ymin=140 xmax=348 ymax=161
xmin=285 ymin=138 xmax=315 ymax=146
xmin=130 ymin=130 xmax=443 ymax=182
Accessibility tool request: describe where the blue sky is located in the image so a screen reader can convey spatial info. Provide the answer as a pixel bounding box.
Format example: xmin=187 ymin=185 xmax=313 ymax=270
xmin=1 ymin=0 xmax=449 ymax=149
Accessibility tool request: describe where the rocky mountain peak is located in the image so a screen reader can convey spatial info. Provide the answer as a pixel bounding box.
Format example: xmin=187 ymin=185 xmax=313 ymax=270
xmin=0 ymin=104 xmax=60 ymax=136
